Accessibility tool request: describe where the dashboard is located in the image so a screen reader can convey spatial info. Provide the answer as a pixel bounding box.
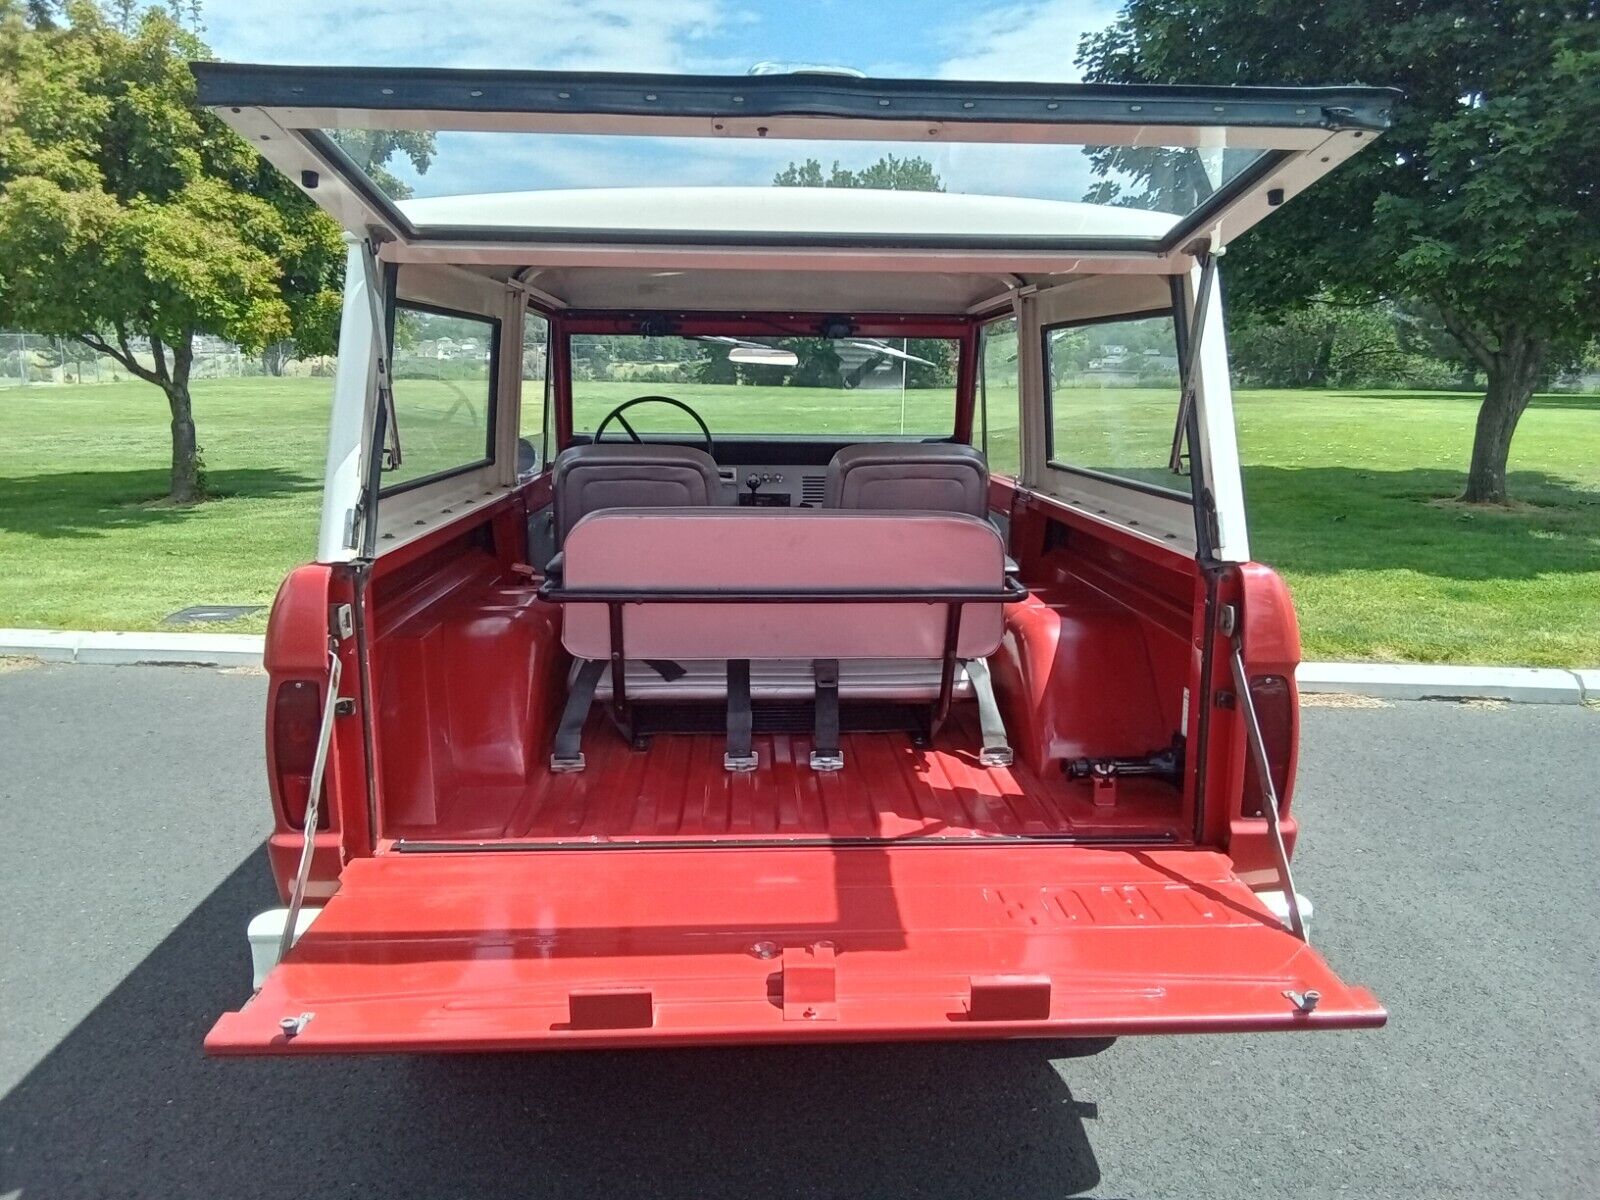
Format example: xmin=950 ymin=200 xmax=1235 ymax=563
xmin=714 ymin=465 xmax=828 ymax=508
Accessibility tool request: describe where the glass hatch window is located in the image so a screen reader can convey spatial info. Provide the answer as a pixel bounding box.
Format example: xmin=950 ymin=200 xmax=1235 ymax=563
xmin=327 ymin=129 xmax=1271 ymax=239
xmin=569 ymin=335 xmax=957 ymax=438
xmin=196 ymin=67 xmax=1397 ymax=252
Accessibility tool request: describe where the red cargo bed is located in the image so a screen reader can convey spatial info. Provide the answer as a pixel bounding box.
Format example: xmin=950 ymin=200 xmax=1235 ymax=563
xmin=208 ymin=845 xmax=1385 ymax=1054
xmin=387 ymin=710 xmax=1189 ymax=843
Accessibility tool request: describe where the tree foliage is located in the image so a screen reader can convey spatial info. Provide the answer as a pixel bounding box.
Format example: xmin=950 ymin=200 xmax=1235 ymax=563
xmin=0 ymin=1 xmax=428 ymax=501
xmin=773 ymin=153 xmax=945 ymax=192
xmin=1080 ymin=0 xmax=1600 ymax=503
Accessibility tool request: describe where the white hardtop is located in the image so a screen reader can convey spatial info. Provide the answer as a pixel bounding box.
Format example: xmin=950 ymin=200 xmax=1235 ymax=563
xmin=398 ymin=187 xmax=1180 ymax=240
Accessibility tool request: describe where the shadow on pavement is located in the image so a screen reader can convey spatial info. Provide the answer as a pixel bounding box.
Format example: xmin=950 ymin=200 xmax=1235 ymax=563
xmin=0 ymin=850 xmax=1104 ymax=1199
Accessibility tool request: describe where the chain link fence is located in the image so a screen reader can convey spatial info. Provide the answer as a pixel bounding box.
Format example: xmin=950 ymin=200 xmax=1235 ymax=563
xmin=0 ymin=331 xmax=334 ymax=387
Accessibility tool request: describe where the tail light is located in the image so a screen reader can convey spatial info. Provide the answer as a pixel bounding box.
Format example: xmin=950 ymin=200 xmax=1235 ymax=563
xmin=271 ymin=679 xmax=330 ymax=830
xmin=1241 ymin=674 xmax=1295 ymax=817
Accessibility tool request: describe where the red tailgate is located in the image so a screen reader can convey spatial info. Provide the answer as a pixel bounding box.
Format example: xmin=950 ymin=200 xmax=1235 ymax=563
xmin=208 ymin=846 xmax=1384 ymax=1055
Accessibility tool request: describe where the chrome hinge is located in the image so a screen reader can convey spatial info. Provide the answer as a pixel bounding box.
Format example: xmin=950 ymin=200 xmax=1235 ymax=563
xmin=1218 ymin=603 xmax=1238 ymax=636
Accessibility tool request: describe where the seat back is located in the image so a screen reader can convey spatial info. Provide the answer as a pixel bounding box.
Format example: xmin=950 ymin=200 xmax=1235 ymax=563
xmin=559 ymin=508 xmax=1006 ymax=662
xmin=825 ymin=442 xmax=989 ymax=517
xmin=551 ymin=443 xmax=721 ymax=545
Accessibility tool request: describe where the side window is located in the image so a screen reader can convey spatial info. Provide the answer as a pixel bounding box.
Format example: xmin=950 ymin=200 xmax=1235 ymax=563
xmin=978 ymin=316 xmax=1021 ymax=479
xmin=383 ymin=305 xmax=497 ymax=494
xmin=519 ymin=311 xmax=550 ymax=477
xmin=1043 ymin=312 xmax=1190 ymax=499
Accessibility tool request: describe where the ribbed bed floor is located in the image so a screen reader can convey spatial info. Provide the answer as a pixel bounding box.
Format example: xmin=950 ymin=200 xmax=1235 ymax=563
xmin=404 ymin=707 xmax=1186 ymax=844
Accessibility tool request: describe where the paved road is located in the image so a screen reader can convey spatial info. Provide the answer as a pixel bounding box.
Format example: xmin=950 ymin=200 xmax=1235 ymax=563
xmin=1 ymin=663 xmax=1595 ymax=1199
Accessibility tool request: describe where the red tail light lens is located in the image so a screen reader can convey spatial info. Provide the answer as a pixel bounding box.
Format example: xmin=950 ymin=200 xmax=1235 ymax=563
xmin=1241 ymin=674 xmax=1295 ymax=817
xmin=271 ymin=679 xmax=330 ymax=830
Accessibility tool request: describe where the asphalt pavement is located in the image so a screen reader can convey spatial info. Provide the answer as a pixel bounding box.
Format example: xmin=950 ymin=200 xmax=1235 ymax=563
xmin=0 ymin=662 xmax=1595 ymax=1199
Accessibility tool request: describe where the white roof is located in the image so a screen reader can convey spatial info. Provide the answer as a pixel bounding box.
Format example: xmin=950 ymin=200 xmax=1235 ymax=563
xmin=396 ymin=186 xmax=1179 ymax=239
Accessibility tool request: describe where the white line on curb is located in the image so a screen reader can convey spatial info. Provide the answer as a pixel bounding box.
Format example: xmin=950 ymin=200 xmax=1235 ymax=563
xmin=1297 ymin=662 xmax=1585 ymax=705
xmin=0 ymin=629 xmax=1592 ymax=703
xmin=0 ymin=628 xmax=265 ymax=668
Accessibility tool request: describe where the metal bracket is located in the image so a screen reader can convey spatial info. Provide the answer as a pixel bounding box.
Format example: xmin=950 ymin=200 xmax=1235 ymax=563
xmin=809 ymin=750 xmax=844 ymax=772
xmin=1218 ymin=602 xmax=1238 ymax=637
xmin=781 ymin=942 xmax=838 ymax=1021
xmin=723 ymin=752 xmax=759 ymax=773
xmin=549 ymin=752 xmax=586 ymax=773
xmin=1284 ymin=989 xmax=1321 ymax=1015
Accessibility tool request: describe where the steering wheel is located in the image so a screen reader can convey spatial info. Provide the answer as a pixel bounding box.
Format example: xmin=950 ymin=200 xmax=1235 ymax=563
xmin=592 ymin=395 xmax=714 ymax=457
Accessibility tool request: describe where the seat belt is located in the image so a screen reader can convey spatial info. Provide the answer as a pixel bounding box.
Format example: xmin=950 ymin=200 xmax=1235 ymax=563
xmin=810 ymin=658 xmax=843 ymax=771
xmin=965 ymin=656 xmax=1014 ymax=768
xmin=550 ymin=659 xmax=606 ymax=772
xmin=724 ymin=659 xmax=757 ymax=771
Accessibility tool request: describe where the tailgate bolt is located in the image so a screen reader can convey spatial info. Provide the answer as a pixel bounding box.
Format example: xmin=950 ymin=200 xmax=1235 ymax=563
xmin=1284 ymin=989 xmax=1320 ymax=1015
xmin=279 ymin=1012 xmax=314 ymax=1039
xmin=751 ymin=941 xmax=778 ymax=959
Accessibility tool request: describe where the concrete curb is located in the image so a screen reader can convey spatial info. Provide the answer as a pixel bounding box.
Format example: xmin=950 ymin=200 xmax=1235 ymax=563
xmin=0 ymin=628 xmax=265 ymax=668
xmin=0 ymin=629 xmax=1593 ymax=703
xmin=1297 ymin=662 xmax=1589 ymax=705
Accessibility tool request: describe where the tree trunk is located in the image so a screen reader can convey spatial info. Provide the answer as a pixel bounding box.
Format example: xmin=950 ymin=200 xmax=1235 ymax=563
xmin=163 ymin=333 xmax=201 ymax=504
xmin=1460 ymin=333 xmax=1545 ymax=505
xmin=262 ymin=339 xmax=293 ymax=376
xmin=164 ymin=381 xmax=200 ymax=502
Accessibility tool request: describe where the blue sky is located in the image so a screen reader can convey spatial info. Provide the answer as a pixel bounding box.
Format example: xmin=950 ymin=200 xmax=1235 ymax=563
xmin=199 ymin=1 xmax=1138 ymax=202
xmin=201 ymin=1 xmax=1122 ymax=79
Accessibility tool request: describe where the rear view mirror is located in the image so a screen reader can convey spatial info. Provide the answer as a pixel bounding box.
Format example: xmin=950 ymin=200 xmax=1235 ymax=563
xmin=729 ymin=346 xmax=800 ymax=367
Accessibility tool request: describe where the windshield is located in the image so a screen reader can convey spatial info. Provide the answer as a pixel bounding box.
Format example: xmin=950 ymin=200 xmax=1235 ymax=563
xmin=570 ymin=335 xmax=957 ymax=437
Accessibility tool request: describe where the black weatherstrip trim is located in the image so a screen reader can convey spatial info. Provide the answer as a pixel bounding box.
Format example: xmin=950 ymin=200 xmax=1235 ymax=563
xmin=395 ymin=832 xmax=1179 ymax=853
xmin=191 ymin=62 xmax=1399 ymax=132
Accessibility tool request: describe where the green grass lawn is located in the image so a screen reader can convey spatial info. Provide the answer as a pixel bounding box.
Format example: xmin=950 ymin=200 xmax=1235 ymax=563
xmin=1 ymin=377 xmax=1596 ymax=665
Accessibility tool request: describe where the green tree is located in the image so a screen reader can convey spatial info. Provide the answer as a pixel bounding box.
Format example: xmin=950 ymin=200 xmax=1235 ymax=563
xmin=773 ymin=153 xmax=945 ymax=192
xmin=1080 ymin=1 xmax=1600 ymax=504
xmin=0 ymin=1 xmax=427 ymax=502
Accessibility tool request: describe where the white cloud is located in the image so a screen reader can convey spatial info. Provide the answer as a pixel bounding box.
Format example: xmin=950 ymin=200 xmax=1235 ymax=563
xmin=202 ymin=0 xmax=733 ymax=71
xmin=936 ymin=0 xmax=1120 ymax=82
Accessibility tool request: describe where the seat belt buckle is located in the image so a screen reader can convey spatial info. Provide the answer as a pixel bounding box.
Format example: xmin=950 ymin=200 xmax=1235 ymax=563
xmin=723 ymin=751 xmax=759 ymax=773
xmin=549 ymin=752 xmax=586 ymax=773
xmin=979 ymin=745 xmax=1014 ymax=768
xmin=808 ymin=750 xmax=844 ymax=772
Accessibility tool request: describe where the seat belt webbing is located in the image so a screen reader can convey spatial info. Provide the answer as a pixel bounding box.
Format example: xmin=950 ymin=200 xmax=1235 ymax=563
xmin=810 ymin=658 xmax=843 ymax=771
xmin=965 ymin=656 xmax=1015 ymax=768
xmin=550 ymin=658 xmax=606 ymax=772
xmin=724 ymin=658 xmax=757 ymax=771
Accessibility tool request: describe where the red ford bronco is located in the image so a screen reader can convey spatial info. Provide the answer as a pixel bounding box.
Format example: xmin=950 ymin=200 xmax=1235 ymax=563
xmin=193 ymin=62 xmax=1392 ymax=1053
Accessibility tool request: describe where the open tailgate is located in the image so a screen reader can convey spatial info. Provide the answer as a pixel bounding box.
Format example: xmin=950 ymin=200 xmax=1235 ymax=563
xmin=209 ymin=846 xmax=1383 ymax=1054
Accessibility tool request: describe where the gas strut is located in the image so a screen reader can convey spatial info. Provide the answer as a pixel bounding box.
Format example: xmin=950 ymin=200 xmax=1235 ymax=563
xmin=1063 ymin=735 xmax=1185 ymax=786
